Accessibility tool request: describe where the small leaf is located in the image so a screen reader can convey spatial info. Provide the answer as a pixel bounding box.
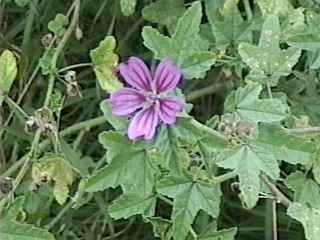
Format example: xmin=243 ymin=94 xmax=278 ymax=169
xmin=109 ymin=193 xmax=156 ymax=219
xmin=0 ymin=50 xmax=17 ymax=95
xmin=90 ymin=36 xmax=122 ymax=93
xmin=287 ymin=203 xmax=320 ymax=240
xmin=0 ymin=220 xmax=55 ymax=240
xmin=48 ymin=14 xmax=69 ymax=37
xmin=238 ymin=15 xmax=301 ymax=86
xmin=120 ymin=0 xmax=137 ymax=16
xmin=39 ymin=48 xmax=55 ymax=75
xmin=157 ymin=175 xmax=221 ymax=240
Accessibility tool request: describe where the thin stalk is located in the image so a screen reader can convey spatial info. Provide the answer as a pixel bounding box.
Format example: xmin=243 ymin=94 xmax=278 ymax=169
xmin=57 ymin=63 xmax=92 ymax=73
xmin=22 ymin=0 xmax=39 ymax=55
xmin=1 ymin=116 xmax=106 ymax=178
xmin=45 ymin=200 xmax=73 ymax=230
xmin=186 ymin=82 xmax=225 ymax=101
xmin=287 ymin=127 xmax=320 ymax=135
xmin=212 ymin=170 xmax=237 ymax=184
xmin=4 ymin=97 xmax=29 ymax=118
xmin=260 ymin=174 xmax=291 ymax=207
xmin=243 ymin=0 xmax=252 ymax=20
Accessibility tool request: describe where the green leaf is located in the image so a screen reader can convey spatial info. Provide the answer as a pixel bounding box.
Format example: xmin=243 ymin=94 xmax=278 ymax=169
xmin=287 ymin=203 xmax=320 ymax=240
xmin=224 ymin=83 xmax=288 ymax=124
xmin=0 ymin=50 xmax=17 ymax=96
xmin=100 ymin=99 xmax=128 ymax=132
xmin=286 ymin=171 xmax=320 ymax=208
xmin=143 ymin=217 xmax=172 ymax=239
xmin=120 ymin=0 xmax=137 ymax=16
xmin=48 ymin=13 xmax=69 ymax=37
xmin=157 ymin=175 xmax=221 ymax=240
xmin=153 ymin=126 xmax=189 ymax=173
xmin=60 ymin=140 xmax=94 ymax=176
xmin=206 ymin=0 xmax=252 ymax=50
xmin=217 ymin=143 xmax=280 ymax=208
xmin=109 ymin=193 xmax=157 ymax=219
xmin=142 ymin=1 xmax=216 ymax=79
xmin=199 ymin=227 xmax=237 ymax=240
xmin=4 ymin=196 xmax=25 ymax=221
xmin=142 ymin=0 xmax=185 ymax=33
xmin=85 ymin=132 xmax=158 ymax=197
xmin=90 ymin=36 xmax=123 ymax=93
xmin=256 ymin=0 xmax=293 ymax=16
xmin=39 ymin=48 xmax=55 ymax=75
xmin=256 ymin=124 xmax=316 ymax=165
xmin=238 ymin=15 xmax=301 ymax=86
xmin=0 ymin=220 xmax=55 ymax=240
xmin=14 ymin=0 xmax=30 ymax=7
xmin=282 ymin=8 xmax=306 ymax=41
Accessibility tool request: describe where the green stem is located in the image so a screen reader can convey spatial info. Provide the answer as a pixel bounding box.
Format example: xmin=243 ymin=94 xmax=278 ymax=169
xmin=243 ymin=0 xmax=252 ymax=20
xmin=44 ymin=0 xmax=80 ymax=107
xmin=212 ymin=170 xmax=237 ymax=184
xmin=186 ymin=82 xmax=225 ymax=101
xmin=45 ymin=200 xmax=73 ymax=230
xmin=4 ymin=97 xmax=29 ymax=118
xmin=189 ymin=118 xmax=228 ymax=142
xmin=260 ymin=174 xmax=291 ymax=207
xmin=22 ymin=0 xmax=39 ymax=55
xmin=1 ymin=116 xmax=106 ymax=178
xmin=57 ymin=63 xmax=92 ymax=73
xmin=286 ymin=127 xmax=320 ymax=135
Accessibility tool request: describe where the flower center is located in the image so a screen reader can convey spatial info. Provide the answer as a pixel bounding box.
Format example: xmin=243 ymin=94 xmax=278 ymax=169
xmin=144 ymin=92 xmax=160 ymax=108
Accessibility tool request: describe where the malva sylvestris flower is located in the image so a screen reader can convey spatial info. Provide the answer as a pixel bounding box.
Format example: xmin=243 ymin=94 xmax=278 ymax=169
xmin=110 ymin=57 xmax=185 ymax=140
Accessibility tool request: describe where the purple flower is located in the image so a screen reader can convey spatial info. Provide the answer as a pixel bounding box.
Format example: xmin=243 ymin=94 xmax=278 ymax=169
xmin=110 ymin=57 xmax=185 ymax=140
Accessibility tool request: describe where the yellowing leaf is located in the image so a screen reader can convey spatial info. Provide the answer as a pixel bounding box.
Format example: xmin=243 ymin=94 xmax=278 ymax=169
xmin=0 ymin=50 xmax=18 ymax=95
xmin=32 ymin=155 xmax=74 ymax=205
xmin=90 ymin=36 xmax=123 ymax=93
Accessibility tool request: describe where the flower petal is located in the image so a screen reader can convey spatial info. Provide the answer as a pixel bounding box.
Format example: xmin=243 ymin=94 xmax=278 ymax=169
xmin=128 ymin=107 xmax=159 ymax=140
xmin=158 ymin=98 xmax=184 ymax=124
xmin=119 ymin=57 xmax=152 ymax=91
xmin=110 ymin=88 xmax=145 ymax=116
xmin=154 ymin=59 xmax=182 ymax=93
